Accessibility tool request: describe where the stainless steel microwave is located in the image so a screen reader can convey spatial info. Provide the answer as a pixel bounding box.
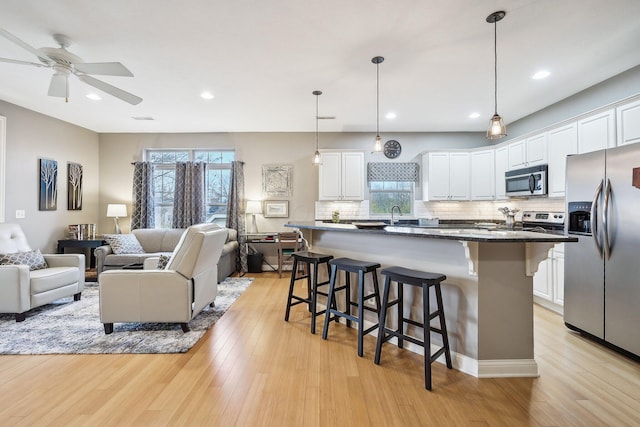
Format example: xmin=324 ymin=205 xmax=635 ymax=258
xmin=505 ymin=164 xmax=548 ymax=197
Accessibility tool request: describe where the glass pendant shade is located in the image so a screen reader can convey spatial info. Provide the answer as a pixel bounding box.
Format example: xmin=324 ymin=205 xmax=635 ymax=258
xmin=374 ymin=135 xmax=383 ymax=152
xmin=312 ymin=90 xmax=322 ymax=165
xmin=487 ymin=113 xmax=507 ymax=139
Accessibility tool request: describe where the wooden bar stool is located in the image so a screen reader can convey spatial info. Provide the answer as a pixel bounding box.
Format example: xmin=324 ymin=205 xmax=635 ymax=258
xmin=374 ymin=266 xmax=452 ymax=390
xmin=284 ymin=251 xmax=335 ymax=334
xmin=321 ymin=257 xmax=381 ymax=357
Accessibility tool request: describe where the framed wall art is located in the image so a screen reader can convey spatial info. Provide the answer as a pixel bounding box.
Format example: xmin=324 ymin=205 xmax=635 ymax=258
xmin=263 ymin=200 xmax=289 ymax=218
xmin=262 ymin=164 xmax=292 ymax=197
xmin=67 ymin=162 xmax=83 ymax=210
xmin=39 ymin=158 xmax=58 ymax=211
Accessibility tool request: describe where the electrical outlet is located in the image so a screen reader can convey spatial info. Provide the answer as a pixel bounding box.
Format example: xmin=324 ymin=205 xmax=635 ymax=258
xmin=15 ymin=210 xmax=25 ymax=219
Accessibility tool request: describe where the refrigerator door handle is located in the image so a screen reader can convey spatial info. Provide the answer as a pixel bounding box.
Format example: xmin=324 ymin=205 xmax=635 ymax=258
xmin=591 ymin=179 xmax=603 ymax=257
xmin=603 ymin=178 xmax=612 ymax=259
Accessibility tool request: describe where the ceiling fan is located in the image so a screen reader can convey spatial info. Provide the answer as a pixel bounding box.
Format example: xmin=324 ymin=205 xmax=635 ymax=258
xmin=0 ymin=28 xmax=142 ymax=105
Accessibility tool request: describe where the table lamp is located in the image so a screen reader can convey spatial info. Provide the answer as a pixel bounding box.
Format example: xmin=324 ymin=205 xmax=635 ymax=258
xmin=106 ymin=204 xmax=127 ymax=234
xmin=245 ymin=200 xmax=262 ymax=234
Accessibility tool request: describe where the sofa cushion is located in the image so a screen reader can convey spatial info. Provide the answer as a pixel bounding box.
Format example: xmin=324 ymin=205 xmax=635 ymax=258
xmin=104 ymin=234 xmax=145 ymax=255
xmin=0 ymin=249 xmax=48 ymax=271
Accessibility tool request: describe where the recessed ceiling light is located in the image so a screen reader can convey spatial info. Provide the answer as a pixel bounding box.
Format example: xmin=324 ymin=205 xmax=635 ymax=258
xmin=131 ymin=116 xmax=155 ymax=121
xmin=385 ymin=112 xmax=397 ymax=120
xmin=532 ymin=70 xmax=551 ymax=80
xmin=86 ymin=93 xmax=101 ymax=100
xmin=200 ymin=91 xmax=215 ymax=100
xmin=469 ymin=112 xmax=481 ymax=119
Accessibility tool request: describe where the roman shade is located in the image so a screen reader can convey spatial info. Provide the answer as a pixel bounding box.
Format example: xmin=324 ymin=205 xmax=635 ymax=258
xmin=367 ymin=162 xmax=419 ymax=182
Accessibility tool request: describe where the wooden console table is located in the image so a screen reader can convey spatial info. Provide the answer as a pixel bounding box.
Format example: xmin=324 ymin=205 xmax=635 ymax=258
xmin=57 ymin=239 xmax=106 ymax=270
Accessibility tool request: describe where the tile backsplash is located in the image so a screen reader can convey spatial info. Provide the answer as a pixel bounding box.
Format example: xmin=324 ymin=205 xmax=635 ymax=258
xmin=316 ymin=198 xmax=565 ymax=222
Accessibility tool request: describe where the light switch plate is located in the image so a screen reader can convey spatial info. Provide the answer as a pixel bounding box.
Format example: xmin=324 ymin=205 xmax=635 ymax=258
xmin=15 ymin=210 xmax=25 ymax=219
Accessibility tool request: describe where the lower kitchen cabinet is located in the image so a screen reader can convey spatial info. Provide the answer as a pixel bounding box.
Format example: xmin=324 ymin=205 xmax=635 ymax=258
xmin=533 ymin=243 xmax=565 ymax=314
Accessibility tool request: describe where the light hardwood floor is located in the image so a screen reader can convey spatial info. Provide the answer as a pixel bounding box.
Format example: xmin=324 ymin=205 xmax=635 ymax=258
xmin=1 ymin=272 xmax=639 ymax=426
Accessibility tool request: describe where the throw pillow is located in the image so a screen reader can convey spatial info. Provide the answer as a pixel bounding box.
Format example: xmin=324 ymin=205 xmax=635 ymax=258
xmin=156 ymin=254 xmax=170 ymax=270
xmin=104 ymin=234 xmax=145 ymax=255
xmin=0 ymin=249 xmax=49 ymax=271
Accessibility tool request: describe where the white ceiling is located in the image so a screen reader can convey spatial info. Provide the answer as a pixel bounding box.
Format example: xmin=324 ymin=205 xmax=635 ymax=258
xmin=1 ymin=0 xmax=639 ymax=134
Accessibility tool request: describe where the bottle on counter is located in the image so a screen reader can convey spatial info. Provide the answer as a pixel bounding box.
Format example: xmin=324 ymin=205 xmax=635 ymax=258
xmin=331 ymin=210 xmax=340 ymax=223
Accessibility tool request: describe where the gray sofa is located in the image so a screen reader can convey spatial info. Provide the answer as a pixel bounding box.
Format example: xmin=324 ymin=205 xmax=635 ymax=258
xmin=94 ymin=226 xmax=238 ymax=282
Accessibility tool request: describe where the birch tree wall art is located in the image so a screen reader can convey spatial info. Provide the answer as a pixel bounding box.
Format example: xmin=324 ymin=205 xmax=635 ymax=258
xmin=67 ymin=162 xmax=83 ymax=210
xmin=39 ymin=158 xmax=58 ymax=211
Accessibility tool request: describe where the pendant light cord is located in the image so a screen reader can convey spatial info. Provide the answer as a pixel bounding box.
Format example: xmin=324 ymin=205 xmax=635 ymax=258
xmin=493 ymin=19 xmax=498 ymax=115
xmin=376 ymin=61 xmax=380 ymax=136
xmin=315 ymin=93 xmax=319 ymax=150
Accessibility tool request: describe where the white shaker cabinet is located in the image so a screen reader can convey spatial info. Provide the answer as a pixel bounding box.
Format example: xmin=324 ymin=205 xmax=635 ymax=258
xmin=470 ymin=149 xmax=495 ymax=200
xmin=423 ymin=152 xmax=470 ymax=201
xmin=318 ymin=151 xmax=364 ymax=200
xmin=547 ymin=123 xmax=578 ymax=198
xmin=616 ymin=99 xmax=640 ymax=146
xmin=494 ymin=145 xmax=509 ymax=200
xmin=533 ymin=243 xmax=565 ymax=314
xmin=577 ymin=109 xmax=615 ymax=153
xmin=508 ymin=133 xmax=547 ymax=169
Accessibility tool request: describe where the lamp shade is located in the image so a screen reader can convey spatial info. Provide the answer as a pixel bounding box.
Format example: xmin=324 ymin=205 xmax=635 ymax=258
xmin=245 ymin=200 xmax=263 ymax=215
xmin=106 ymin=204 xmax=127 ymax=218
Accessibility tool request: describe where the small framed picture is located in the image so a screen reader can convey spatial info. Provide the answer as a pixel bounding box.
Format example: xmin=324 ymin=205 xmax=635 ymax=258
xmin=263 ymin=200 xmax=289 ymax=218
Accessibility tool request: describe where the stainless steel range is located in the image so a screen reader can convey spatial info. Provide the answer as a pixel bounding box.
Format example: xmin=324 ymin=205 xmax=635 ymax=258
xmin=521 ymin=211 xmax=565 ymax=234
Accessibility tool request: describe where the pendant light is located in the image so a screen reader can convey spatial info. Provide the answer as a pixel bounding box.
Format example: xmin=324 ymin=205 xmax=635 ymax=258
xmin=312 ymin=90 xmax=322 ymax=165
xmin=372 ymin=56 xmax=384 ymax=152
xmin=486 ymin=11 xmax=507 ymax=140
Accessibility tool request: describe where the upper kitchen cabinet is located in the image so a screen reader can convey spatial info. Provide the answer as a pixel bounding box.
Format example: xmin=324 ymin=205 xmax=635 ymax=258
xmin=508 ymin=133 xmax=547 ymax=169
xmin=494 ymin=145 xmax=509 ymax=200
xmin=547 ymin=123 xmax=578 ymax=198
xmin=318 ymin=151 xmax=364 ymax=200
xmin=470 ymin=149 xmax=495 ymax=200
xmin=577 ymin=109 xmax=615 ymax=153
xmin=423 ymin=152 xmax=470 ymax=201
xmin=616 ymin=99 xmax=640 ymax=146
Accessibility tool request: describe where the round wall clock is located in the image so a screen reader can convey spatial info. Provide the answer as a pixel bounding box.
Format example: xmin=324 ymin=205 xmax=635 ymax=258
xmin=383 ymin=139 xmax=402 ymax=159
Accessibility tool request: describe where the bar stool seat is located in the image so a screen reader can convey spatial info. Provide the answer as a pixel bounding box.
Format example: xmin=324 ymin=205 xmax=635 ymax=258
xmin=284 ymin=251 xmax=334 ymax=334
xmin=322 ymin=257 xmax=381 ymax=357
xmin=374 ymin=265 xmax=452 ymax=390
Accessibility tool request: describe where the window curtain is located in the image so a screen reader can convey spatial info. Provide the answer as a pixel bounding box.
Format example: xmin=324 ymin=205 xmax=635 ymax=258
xmin=226 ymin=161 xmax=247 ymax=274
xmin=367 ymin=162 xmax=420 ymax=182
xmin=131 ymin=161 xmax=155 ymax=230
xmin=172 ymin=161 xmax=206 ymax=228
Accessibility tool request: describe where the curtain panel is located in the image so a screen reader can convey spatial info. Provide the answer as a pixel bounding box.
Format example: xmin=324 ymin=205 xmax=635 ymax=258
xmin=131 ymin=162 xmax=155 ymax=230
xmin=367 ymin=162 xmax=420 ymax=182
xmin=172 ymin=162 xmax=206 ymax=228
xmin=226 ymin=161 xmax=248 ymax=274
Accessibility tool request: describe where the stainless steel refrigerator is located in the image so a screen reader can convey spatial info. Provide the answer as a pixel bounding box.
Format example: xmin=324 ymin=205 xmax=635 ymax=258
xmin=565 ymin=143 xmax=640 ymax=358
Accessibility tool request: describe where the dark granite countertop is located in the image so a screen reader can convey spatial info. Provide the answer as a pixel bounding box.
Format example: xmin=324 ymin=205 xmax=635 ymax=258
xmin=286 ymin=221 xmax=576 ymax=243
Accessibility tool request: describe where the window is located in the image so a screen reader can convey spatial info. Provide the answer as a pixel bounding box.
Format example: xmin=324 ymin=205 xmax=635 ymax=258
xmin=146 ymin=149 xmax=234 ymax=228
xmin=369 ymin=181 xmax=414 ymax=216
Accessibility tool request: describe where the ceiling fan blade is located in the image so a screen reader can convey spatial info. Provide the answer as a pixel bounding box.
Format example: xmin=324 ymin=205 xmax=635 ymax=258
xmin=48 ymin=73 xmax=68 ymax=98
xmin=0 ymin=28 xmax=52 ymax=64
xmin=74 ymin=62 xmax=134 ymax=77
xmin=0 ymin=57 xmax=48 ymax=68
xmin=77 ymin=74 xmax=142 ymax=105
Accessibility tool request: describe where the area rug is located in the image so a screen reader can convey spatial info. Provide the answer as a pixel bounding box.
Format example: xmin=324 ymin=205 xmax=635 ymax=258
xmin=0 ymin=277 xmax=252 ymax=355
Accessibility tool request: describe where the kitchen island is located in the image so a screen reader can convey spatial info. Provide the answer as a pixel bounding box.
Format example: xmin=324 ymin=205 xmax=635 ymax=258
xmin=286 ymin=221 xmax=576 ymax=378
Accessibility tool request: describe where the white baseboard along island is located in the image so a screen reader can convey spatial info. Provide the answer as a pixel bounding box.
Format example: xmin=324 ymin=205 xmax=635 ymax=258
xmin=286 ymin=221 xmax=577 ymax=379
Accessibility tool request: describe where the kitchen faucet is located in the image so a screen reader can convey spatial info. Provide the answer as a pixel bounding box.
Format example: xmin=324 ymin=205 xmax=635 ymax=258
xmin=390 ymin=205 xmax=402 ymax=225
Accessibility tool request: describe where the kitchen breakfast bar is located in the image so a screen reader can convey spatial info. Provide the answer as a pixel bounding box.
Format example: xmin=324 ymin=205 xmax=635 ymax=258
xmin=286 ymin=221 xmax=576 ymax=378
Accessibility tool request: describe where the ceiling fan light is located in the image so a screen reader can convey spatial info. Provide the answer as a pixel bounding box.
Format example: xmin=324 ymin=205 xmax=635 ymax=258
xmin=487 ymin=113 xmax=507 ymax=139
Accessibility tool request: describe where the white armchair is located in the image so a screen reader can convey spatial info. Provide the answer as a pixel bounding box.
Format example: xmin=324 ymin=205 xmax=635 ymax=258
xmin=0 ymin=223 xmax=85 ymax=322
xmin=99 ymin=223 xmax=229 ymax=334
